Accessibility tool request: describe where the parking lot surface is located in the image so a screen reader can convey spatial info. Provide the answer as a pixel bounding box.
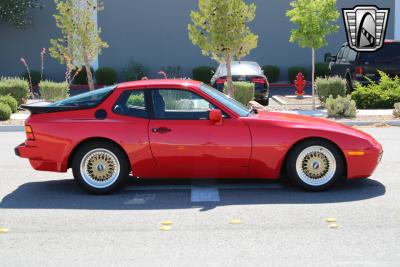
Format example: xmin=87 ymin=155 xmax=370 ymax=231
xmin=0 ymin=128 xmax=399 ymax=266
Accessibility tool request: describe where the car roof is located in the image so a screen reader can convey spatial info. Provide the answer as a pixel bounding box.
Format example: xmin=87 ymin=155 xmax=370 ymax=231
xmin=217 ymin=61 xmax=263 ymax=76
xmin=116 ymin=79 xmax=202 ymax=90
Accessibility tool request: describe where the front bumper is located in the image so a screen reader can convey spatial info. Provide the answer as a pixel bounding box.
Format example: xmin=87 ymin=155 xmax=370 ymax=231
xmin=346 ymin=144 xmax=383 ymax=179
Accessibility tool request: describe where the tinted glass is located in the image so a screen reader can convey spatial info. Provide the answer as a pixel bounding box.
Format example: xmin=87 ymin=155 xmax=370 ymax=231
xmin=337 ymin=46 xmax=345 ymax=60
xmin=347 ymin=48 xmax=357 ymax=61
xmin=152 ymin=89 xmax=217 ymax=120
xmin=358 ymin=43 xmax=400 ymax=63
xmin=199 ymin=83 xmax=249 ymax=117
xmin=49 ymin=86 xmax=115 ymax=107
xmin=113 ymin=90 xmax=148 ymax=118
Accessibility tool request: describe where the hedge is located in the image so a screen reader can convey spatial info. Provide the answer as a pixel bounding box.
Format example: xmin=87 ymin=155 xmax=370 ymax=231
xmin=262 ymin=65 xmax=280 ymax=83
xmin=288 ymin=66 xmax=309 ymax=83
xmin=0 ymin=102 xmax=12 ymax=121
xmin=192 ymin=66 xmax=214 ymax=83
xmin=0 ymin=95 xmax=18 ymax=113
xmin=224 ymin=82 xmax=254 ymax=105
xmin=39 ymin=80 xmax=69 ymax=101
xmin=0 ymin=77 xmax=30 ymax=105
xmin=351 ymin=71 xmax=400 ymax=109
xmin=95 ymin=67 xmax=117 ymax=85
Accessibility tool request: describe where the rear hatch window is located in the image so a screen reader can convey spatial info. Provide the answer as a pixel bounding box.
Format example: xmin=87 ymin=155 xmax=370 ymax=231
xmin=49 ymin=86 xmax=115 ymax=108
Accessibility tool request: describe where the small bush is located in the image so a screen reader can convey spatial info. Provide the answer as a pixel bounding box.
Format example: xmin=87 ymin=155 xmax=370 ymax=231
xmin=192 ymin=66 xmax=214 ymax=83
xmin=224 ymin=82 xmax=254 ymax=105
xmin=394 ymin=103 xmax=400 ymax=118
xmin=21 ymin=70 xmax=42 ymax=86
xmin=95 ymin=67 xmax=117 ymax=85
xmin=123 ymin=62 xmax=148 ymax=81
xmin=0 ymin=77 xmax=30 ymax=105
xmin=316 ymin=76 xmax=347 ymax=103
xmin=0 ymin=102 xmax=12 ymax=121
xmin=39 ymin=80 xmax=69 ymax=101
xmin=71 ymin=67 xmax=94 ymax=85
xmin=315 ymin=62 xmax=330 ymax=78
xmin=288 ymin=66 xmax=309 ymax=83
xmin=262 ymin=65 xmax=280 ymax=83
xmin=325 ymin=95 xmax=357 ymax=118
xmin=351 ymin=71 xmax=400 ymax=109
xmin=0 ymin=95 xmax=18 ymax=113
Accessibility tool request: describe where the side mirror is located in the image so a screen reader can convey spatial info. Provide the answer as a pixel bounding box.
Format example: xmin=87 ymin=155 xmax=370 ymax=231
xmin=324 ymin=53 xmax=332 ymax=62
xmin=209 ymin=109 xmax=223 ymax=125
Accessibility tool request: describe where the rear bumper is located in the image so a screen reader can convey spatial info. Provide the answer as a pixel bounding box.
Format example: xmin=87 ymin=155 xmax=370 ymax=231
xmin=15 ymin=143 xmax=66 ymax=172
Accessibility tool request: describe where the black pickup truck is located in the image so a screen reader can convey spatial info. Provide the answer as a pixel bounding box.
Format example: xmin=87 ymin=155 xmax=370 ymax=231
xmin=325 ymin=40 xmax=400 ymax=91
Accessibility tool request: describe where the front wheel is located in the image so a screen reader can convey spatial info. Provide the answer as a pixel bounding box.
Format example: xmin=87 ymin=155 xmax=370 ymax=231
xmin=72 ymin=142 xmax=129 ymax=194
xmin=285 ymin=140 xmax=344 ymax=191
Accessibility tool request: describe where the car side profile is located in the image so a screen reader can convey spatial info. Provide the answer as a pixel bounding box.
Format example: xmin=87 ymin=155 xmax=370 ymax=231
xmin=210 ymin=61 xmax=270 ymax=105
xmin=326 ymin=40 xmax=400 ymax=91
xmin=16 ymin=80 xmax=382 ymax=194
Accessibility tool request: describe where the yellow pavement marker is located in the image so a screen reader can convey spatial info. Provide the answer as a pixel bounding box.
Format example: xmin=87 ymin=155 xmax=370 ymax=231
xmin=325 ymin=217 xmax=336 ymax=223
xmin=161 ymin=220 xmax=173 ymax=226
xmin=159 ymin=225 xmax=171 ymax=231
xmin=329 ymin=223 xmax=339 ymax=229
xmin=230 ymin=219 xmax=242 ymax=225
xmin=0 ymin=228 xmax=9 ymax=233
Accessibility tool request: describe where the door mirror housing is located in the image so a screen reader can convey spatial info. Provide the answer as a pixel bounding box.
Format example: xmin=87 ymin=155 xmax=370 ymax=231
xmin=209 ymin=109 xmax=223 ymax=125
xmin=324 ymin=53 xmax=333 ymax=62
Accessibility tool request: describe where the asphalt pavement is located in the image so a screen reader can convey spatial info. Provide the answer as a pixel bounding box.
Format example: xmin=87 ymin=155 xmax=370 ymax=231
xmin=0 ymin=128 xmax=399 ymax=266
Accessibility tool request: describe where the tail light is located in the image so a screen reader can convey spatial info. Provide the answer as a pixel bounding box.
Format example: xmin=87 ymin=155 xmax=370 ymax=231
xmin=215 ymin=78 xmax=227 ymax=84
xmin=25 ymin=125 xmax=35 ymax=141
xmin=251 ymin=77 xmax=266 ymax=84
xmin=355 ymin=66 xmax=364 ymax=77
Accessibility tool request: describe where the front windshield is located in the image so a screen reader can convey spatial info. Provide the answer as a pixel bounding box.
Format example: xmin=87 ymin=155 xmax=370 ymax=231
xmin=49 ymin=86 xmax=115 ymax=107
xmin=199 ymin=83 xmax=250 ymax=117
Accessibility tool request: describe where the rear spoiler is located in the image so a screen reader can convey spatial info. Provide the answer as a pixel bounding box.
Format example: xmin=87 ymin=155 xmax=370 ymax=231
xmin=20 ymin=102 xmax=88 ymax=114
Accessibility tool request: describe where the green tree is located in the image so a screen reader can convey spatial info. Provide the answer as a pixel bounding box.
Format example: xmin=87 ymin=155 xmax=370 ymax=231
xmin=188 ymin=0 xmax=258 ymax=97
xmin=0 ymin=0 xmax=43 ymax=28
xmin=286 ymin=0 xmax=339 ymax=109
xmin=49 ymin=0 xmax=108 ymax=90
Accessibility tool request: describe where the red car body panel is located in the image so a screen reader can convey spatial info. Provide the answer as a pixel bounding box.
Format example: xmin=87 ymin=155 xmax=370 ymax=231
xmin=16 ymin=80 xmax=382 ymax=180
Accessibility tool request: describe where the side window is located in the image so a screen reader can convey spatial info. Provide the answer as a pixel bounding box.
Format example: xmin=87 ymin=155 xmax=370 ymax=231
xmin=347 ymin=48 xmax=357 ymax=62
xmin=152 ymin=89 xmax=218 ymax=120
xmin=342 ymin=47 xmax=350 ymax=61
xmin=113 ymin=90 xmax=148 ymax=118
xmin=337 ymin=46 xmax=345 ymax=61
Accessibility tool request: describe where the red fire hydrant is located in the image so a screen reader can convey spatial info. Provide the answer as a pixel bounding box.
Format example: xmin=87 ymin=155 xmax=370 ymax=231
xmin=294 ymin=72 xmax=306 ymax=98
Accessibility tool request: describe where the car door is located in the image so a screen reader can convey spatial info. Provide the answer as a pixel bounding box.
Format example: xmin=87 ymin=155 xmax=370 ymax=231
xmin=147 ymin=87 xmax=252 ymax=178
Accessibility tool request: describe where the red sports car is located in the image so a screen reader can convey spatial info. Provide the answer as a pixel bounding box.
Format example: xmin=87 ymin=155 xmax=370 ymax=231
xmin=15 ymin=80 xmax=382 ymax=194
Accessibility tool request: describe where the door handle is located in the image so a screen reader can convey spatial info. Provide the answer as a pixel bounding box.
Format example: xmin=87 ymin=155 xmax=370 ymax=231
xmin=152 ymin=127 xmax=171 ymax=133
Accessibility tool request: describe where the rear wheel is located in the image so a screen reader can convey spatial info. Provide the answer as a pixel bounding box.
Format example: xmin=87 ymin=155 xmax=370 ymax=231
xmin=346 ymin=75 xmax=354 ymax=92
xmin=72 ymin=142 xmax=129 ymax=194
xmin=285 ymin=139 xmax=344 ymax=191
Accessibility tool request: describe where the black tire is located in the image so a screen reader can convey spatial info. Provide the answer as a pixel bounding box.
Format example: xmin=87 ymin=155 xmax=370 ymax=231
xmin=72 ymin=141 xmax=130 ymax=194
xmin=285 ymin=139 xmax=345 ymax=192
xmin=346 ymin=76 xmax=354 ymax=92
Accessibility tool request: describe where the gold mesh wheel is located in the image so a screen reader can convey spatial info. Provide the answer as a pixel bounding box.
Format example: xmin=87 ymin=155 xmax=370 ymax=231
xmin=295 ymin=146 xmax=336 ymax=187
xmin=80 ymin=148 xmax=121 ymax=189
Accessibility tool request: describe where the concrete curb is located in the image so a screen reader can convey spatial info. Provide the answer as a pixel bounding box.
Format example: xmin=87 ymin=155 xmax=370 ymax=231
xmin=338 ymin=120 xmax=400 ymax=127
xmin=0 ymin=126 xmax=24 ymax=132
xmin=271 ymin=96 xmax=287 ymax=105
